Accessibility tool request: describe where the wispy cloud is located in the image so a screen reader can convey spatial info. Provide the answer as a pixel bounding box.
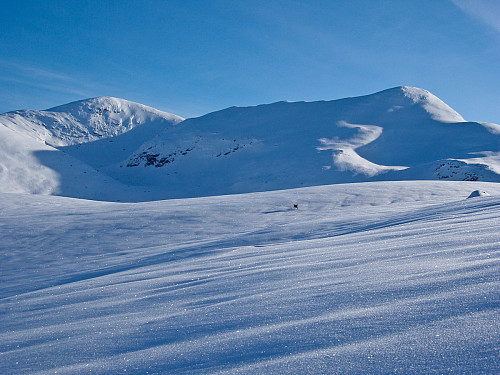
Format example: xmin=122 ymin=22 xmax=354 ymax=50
xmin=0 ymin=75 xmax=94 ymax=98
xmin=451 ymin=0 xmax=500 ymax=34
xmin=0 ymin=60 xmax=110 ymax=98
xmin=1 ymin=61 xmax=75 ymax=82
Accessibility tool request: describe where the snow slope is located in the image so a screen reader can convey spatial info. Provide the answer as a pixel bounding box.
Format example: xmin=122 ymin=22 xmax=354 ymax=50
xmin=0 ymin=123 xmax=140 ymax=199
xmin=1 ymin=181 xmax=499 ymax=374
xmin=120 ymin=86 xmax=500 ymax=198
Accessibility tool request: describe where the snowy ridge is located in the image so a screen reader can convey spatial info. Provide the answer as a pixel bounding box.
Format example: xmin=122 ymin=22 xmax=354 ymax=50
xmin=1 ymin=86 xmax=500 ymax=200
xmin=0 ymin=96 xmax=183 ymax=146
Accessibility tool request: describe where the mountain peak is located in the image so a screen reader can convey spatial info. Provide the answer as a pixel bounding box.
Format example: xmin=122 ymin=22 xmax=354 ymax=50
xmin=46 ymin=96 xmax=182 ymax=121
xmin=405 ymin=86 xmax=465 ymax=123
xmin=47 ymin=96 xmax=124 ymax=110
xmin=1 ymin=96 xmax=184 ymax=147
xmin=372 ymin=86 xmax=466 ymax=123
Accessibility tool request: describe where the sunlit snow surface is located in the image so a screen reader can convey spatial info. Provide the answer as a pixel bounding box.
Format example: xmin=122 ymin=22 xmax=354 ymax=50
xmin=1 ymin=181 xmax=499 ymax=374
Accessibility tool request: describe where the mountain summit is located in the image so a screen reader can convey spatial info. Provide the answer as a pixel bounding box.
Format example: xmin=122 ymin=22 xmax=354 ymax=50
xmin=0 ymin=96 xmax=183 ymax=146
xmin=1 ymin=87 xmax=499 ymax=201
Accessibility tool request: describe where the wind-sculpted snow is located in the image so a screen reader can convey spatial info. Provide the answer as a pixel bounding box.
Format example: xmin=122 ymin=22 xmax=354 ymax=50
xmin=317 ymin=121 xmax=406 ymax=176
xmin=1 ymin=181 xmax=499 ymax=374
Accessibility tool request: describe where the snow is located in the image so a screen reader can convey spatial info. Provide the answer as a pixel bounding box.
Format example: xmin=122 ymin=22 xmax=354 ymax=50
xmin=1 ymin=87 xmax=500 ymax=373
xmin=0 ymin=120 xmax=153 ymax=200
xmin=456 ymin=151 xmax=500 ymax=175
xmin=1 ymin=181 xmax=499 ymax=374
xmin=467 ymin=189 xmax=491 ymax=198
xmin=317 ymin=121 xmax=407 ymax=177
xmin=399 ymin=86 xmax=465 ymax=123
xmin=119 ymin=86 xmax=500 ymax=199
xmin=0 ymin=97 xmax=183 ymax=200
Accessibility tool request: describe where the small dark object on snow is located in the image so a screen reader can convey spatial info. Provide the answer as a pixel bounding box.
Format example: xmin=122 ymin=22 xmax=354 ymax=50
xmin=467 ymin=190 xmax=490 ymax=199
xmin=293 ymin=204 xmax=298 ymax=210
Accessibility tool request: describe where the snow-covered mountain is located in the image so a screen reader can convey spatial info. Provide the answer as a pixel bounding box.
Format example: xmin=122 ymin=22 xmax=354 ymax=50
xmin=0 ymin=96 xmax=183 ymax=146
xmin=1 ymin=87 xmax=499 ymax=200
xmin=0 ymin=97 xmax=183 ymax=199
xmin=121 ymin=86 xmax=500 ymax=198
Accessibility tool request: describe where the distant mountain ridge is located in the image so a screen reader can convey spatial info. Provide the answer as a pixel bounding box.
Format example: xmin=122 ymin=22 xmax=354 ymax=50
xmin=1 ymin=87 xmax=499 ymax=201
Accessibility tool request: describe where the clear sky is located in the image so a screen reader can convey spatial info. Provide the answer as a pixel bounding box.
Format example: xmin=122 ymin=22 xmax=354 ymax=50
xmin=1 ymin=0 xmax=499 ymax=123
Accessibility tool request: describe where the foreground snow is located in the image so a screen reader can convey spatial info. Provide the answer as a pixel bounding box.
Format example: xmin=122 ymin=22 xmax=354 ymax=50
xmin=1 ymin=181 xmax=499 ymax=374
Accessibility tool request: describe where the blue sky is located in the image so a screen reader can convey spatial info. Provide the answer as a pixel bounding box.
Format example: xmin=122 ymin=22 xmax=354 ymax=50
xmin=1 ymin=0 xmax=499 ymax=123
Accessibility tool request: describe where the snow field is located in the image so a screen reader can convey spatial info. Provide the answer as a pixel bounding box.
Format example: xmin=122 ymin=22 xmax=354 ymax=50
xmin=1 ymin=181 xmax=499 ymax=374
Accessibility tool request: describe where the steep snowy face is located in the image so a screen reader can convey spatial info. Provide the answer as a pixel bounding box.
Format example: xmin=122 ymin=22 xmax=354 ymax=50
xmin=0 ymin=97 xmax=184 ymax=146
xmin=122 ymin=86 xmax=500 ymax=198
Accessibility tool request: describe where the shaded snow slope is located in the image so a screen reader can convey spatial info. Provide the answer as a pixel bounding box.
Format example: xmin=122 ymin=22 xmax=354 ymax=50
xmin=121 ymin=86 xmax=500 ymax=198
xmin=0 ymin=123 xmax=149 ymax=199
xmin=1 ymin=181 xmax=499 ymax=374
xmin=467 ymin=189 xmax=491 ymax=198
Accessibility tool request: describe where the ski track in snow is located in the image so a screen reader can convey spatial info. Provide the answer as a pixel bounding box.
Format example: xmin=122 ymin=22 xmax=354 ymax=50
xmin=1 ymin=181 xmax=499 ymax=374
